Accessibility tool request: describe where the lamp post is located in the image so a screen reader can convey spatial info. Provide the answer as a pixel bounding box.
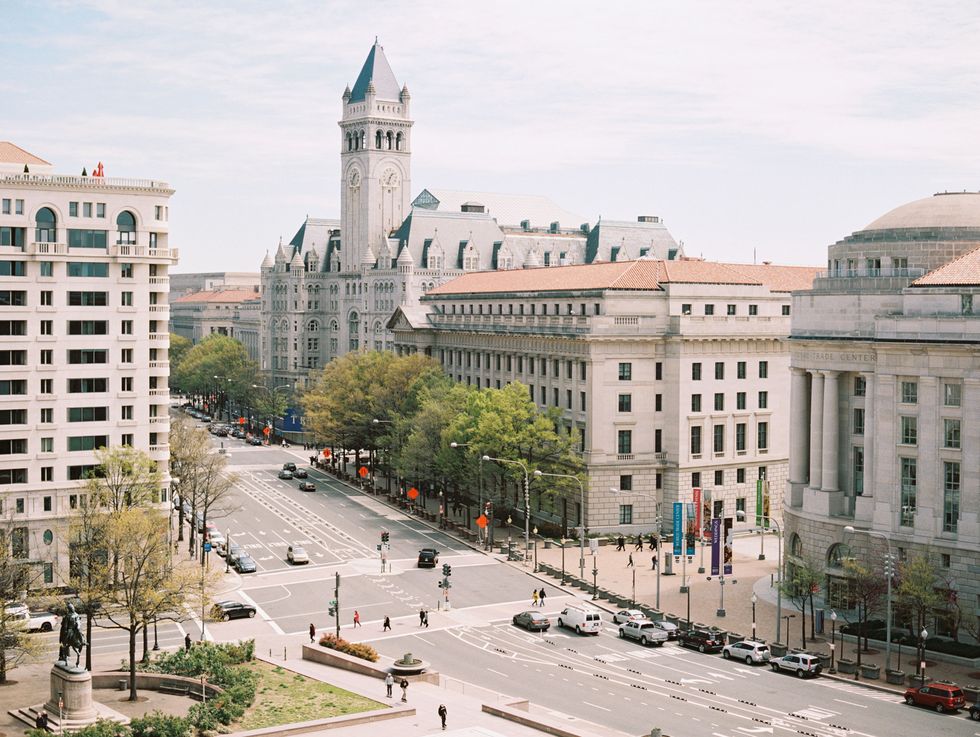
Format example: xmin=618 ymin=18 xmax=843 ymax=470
xmin=783 ymin=614 xmax=795 ymax=649
xmin=532 ymin=526 xmax=538 ymax=572
xmin=535 ymin=470 xmax=586 ymax=580
xmin=483 ymin=455 xmax=530 ymax=566
xmin=751 ymin=593 xmax=758 ymax=641
xmin=685 ymin=585 xmax=691 ymax=631
xmin=741 ymin=511 xmax=783 ymax=644
xmin=225 ymin=529 xmax=231 ymax=574
xmin=918 ymin=627 xmax=928 ymax=686
xmin=844 ymin=525 xmax=894 ymax=673
xmin=373 ymin=418 xmax=399 ymax=493
xmin=829 ymin=610 xmax=838 ymax=673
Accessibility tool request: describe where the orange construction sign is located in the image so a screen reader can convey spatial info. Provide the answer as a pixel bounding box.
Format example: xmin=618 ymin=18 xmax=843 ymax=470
xmin=475 ymin=514 xmax=487 ymax=528
xmin=358 ymin=466 xmax=369 ymax=478
xmin=238 ymin=417 xmax=246 ymax=425
xmin=322 ymin=448 xmax=331 ymax=458
xmin=407 ymin=487 xmax=419 ymax=500
xmin=262 ymin=426 xmax=271 ymax=436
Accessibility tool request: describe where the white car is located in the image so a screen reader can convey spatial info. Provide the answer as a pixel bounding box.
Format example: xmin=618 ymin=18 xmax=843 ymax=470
xmin=5 ymin=603 xmax=29 ymax=628
xmin=287 ymin=545 xmax=309 ymax=564
xmin=208 ymin=532 xmax=226 ymax=550
xmin=612 ymin=609 xmax=647 ymax=624
xmin=723 ymin=639 xmax=771 ymax=664
xmin=28 ymin=611 xmax=59 ymax=632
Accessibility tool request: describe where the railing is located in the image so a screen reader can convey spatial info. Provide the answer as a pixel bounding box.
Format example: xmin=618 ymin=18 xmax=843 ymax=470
xmin=617 ymin=453 xmax=635 ymax=461
xmin=148 ymin=277 xmax=170 ymax=285
xmin=0 ymin=172 xmax=172 ymax=190
xmin=27 ymin=242 xmax=67 ymax=255
xmin=149 ymin=388 xmax=170 ymax=396
xmin=108 ymin=245 xmax=179 ymax=260
xmin=148 ymin=361 xmax=169 ymax=368
xmin=148 ymin=305 xmax=169 ymax=312
xmin=816 ymin=267 xmax=927 ymax=280
xmin=655 ymin=451 xmax=669 ymax=462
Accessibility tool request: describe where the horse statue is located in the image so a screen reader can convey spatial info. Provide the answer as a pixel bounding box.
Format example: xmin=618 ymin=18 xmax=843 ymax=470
xmin=58 ymin=602 xmax=86 ymax=669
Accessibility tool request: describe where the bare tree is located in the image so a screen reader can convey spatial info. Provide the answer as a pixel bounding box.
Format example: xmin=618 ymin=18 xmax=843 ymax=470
xmin=0 ymin=522 xmax=44 ymax=683
xmin=169 ymin=417 xmax=209 ymax=544
xmin=780 ymin=556 xmax=822 ymax=649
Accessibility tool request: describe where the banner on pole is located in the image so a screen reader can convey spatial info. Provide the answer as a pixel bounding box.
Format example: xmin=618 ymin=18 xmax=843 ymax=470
xmin=702 ymin=489 xmax=712 ymax=540
xmin=762 ymin=480 xmax=770 ymax=529
xmin=723 ymin=516 xmax=734 ymax=575
xmin=756 ymin=479 xmax=764 ymax=527
xmin=711 ymin=517 xmax=721 ymax=576
xmin=672 ymin=502 xmax=683 ymax=557
xmin=685 ymin=503 xmax=696 ymax=557
xmin=693 ymin=488 xmax=702 ymax=537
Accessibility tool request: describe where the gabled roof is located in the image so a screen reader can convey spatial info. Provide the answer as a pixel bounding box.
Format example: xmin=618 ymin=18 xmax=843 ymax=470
xmin=172 ymin=288 xmax=260 ymax=304
xmin=349 ymin=43 xmax=401 ymax=102
xmin=0 ymin=142 xmax=50 ymax=165
xmin=386 ymin=304 xmax=432 ymax=331
xmin=722 ymin=263 xmax=823 ymax=292
xmin=412 ymin=188 xmax=588 ymax=230
xmin=912 ymin=245 xmax=980 ymax=287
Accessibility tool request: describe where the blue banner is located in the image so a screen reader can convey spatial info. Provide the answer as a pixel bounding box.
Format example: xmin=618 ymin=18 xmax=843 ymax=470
xmin=685 ymin=503 xmax=696 ymax=557
xmin=672 ymin=502 xmax=683 ymax=557
xmin=711 ymin=517 xmax=721 ymax=576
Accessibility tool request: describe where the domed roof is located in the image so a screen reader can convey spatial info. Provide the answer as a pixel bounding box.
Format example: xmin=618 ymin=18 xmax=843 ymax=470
xmin=862 ymin=192 xmax=980 ymax=232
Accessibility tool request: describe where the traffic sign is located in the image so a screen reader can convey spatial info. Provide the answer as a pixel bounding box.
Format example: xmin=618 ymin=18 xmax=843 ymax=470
xmin=407 ymin=487 xmax=419 ymax=500
xmin=203 ymin=542 xmax=212 ymax=552
xmin=358 ymin=466 xmax=369 ymax=478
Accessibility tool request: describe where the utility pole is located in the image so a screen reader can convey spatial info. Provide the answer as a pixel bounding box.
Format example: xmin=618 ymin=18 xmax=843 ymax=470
xmin=438 ymin=563 xmax=452 ymax=610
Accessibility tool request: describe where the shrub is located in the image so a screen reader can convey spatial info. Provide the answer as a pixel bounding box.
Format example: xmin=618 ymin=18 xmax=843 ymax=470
xmin=317 ymin=633 xmax=379 ymax=662
xmin=36 ymin=721 xmax=129 ymax=737
xmin=130 ymin=712 xmax=192 ymax=737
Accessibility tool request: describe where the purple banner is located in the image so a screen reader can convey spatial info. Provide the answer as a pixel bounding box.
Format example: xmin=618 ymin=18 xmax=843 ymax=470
xmin=710 ymin=517 xmax=721 ymax=576
xmin=723 ymin=516 xmax=733 ymax=575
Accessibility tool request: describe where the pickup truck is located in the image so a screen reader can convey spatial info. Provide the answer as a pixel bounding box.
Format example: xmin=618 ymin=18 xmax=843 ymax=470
xmin=618 ymin=619 xmax=668 ymax=646
xmin=28 ymin=611 xmax=59 ymax=632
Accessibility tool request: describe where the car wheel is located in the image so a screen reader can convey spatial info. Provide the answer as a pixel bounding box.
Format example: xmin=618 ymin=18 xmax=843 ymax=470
xmin=223 ymin=614 xmax=230 ymax=621
xmin=904 ymin=694 xmax=915 ymax=705
xmin=745 ymin=656 xmax=753 ymax=665
xmin=971 ymin=709 xmax=980 ymax=721
xmin=41 ymin=623 xmax=52 ymax=632
xmin=934 ymin=703 xmax=944 ymax=713
xmin=699 ymin=645 xmax=706 ymax=653
xmin=722 ymin=650 xmax=730 ymax=659
xmin=655 ymin=641 xmax=664 ymax=647
xmin=557 ymin=619 xmax=563 ymax=629
xmin=248 ymin=610 xmax=256 ymax=618
xmin=771 ymin=664 xmax=779 ymax=672
xmin=619 ymin=629 xmax=625 ymax=638
xmin=640 ymin=637 xmax=648 ymax=646
xmin=796 ymin=669 xmax=805 ymax=678
xmin=575 ymin=626 xmax=581 ymax=635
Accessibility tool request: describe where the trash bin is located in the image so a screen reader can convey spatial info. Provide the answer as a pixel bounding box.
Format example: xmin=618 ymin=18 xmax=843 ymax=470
xmin=118 ymin=679 xmax=127 ymax=691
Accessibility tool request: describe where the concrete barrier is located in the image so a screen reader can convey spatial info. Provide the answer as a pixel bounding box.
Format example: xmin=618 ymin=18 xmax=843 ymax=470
xmin=482 ymin=702 xmax=630 ymax=737
xmin=225 ymin=705 xmax=414 ymax=737
xmin=92 ymin=671 xmax=223 ymax=698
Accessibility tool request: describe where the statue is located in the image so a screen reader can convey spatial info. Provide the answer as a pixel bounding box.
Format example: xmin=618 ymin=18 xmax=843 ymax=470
xmin=58 ymin=603 xmax=86 ymax=669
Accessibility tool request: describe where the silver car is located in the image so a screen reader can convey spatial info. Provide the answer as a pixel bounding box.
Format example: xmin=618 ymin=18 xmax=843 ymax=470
xmin=287 ymin=545 xmax=309 ymax=564
xmin=723 ymin=639 xmax=771 ymax=664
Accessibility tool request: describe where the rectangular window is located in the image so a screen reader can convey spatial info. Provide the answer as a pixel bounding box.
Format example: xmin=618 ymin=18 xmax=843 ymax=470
xmin=41 ymin=467 xmax=53 ymax=482
xmin=682 ymin=303 xmax=692 ymax=315
xmin=714 ymin=393 xmax=724 ymax=411
xmin=715 ymin=362 xmax=724 ymax=380
xmin=1 ymin=199 xmax=9 ymax=214
xmin=83 ymin=202 xmax=92 ymax=217
xmin=655 ymin=393 xmax=662 ymax=411
xmin=0 ymin=261 xmax=26 ymax=276
xmin=96 ymin=203 xmax=105 ymax=218
xmin=0 ymin=290 xmax=26 ymax=306
xmin=692 ymin=362 xmax=701 ymax=381
xmin=0 ymin=469 xmax=27 ymax=484
xmin=121 ymin=320 xmax=133 ymax=334
xmin=713 ymin=424 xmax=725 ymax=454
xmin=737 ymin=467 xmax=745 ymax=484
xmin=758 ymin=391 xmax=768 ymax=409
xmin=748 ymin=304 xmax=758 ymax=316
xmin=943 ymin=418 xmax=961 ymax=449
xmin=121 ymin=348 xmax=133 ymax=363
xmin=944 ymin=382 xmax=961 ymax=407
xmin=618 ymin=362 xmax=632 ymax=381
xmin=566 ymin=389 xmax=572 ymax=409
xmin=580 ymin=391 xmax=586 ymax=411
xmin=736 ymin=497 xmax=746 ymax=514
xmin=737 ymin=361 xmax=746 ymax=379
xmin=944 ymin=461 xmax=960 ymax=533
xmin=900 ymin=458 xmax=917 ymax=526
xmin=67 ymin=230 xmax=108 ymax=248
xmin=40 ymin=407 xmax=53 ymax=423
xmin=0 ymin=439 xmax=27 ymax=454
xmin=619 ymin=505 xmax=633 ymax=525
xmin=121 ymin=405 xmax=133 ymax=420
xmin=736 ymin=391 xmax=746 ymax=410
xmin=656 ymin=473 xmax=662 ymax=489
xmin=67 ymin=320 xmax=108 ymax=335
xmin=781 ymin=305 xmax=791 ymax=315
xmin=901 ymin=380 xmax=917 ymax=404
xmin=618 ymin=394 xmax=632 ymax=412
xmin=690 ymin=426 xmax=702 ymax=455
xmin=0 ymin=320 xmax=27 ymax=336
xmin=40 ymin=349 xmax=52 ymax=365
xmin=900 ymin=415 xmax=917 ymax=445
xmin=68 ymin=435 xmax=108 ymax=452
xmin=735 ymin=423 xmax=746 ymax=452
xmin=68 ymin=465 xmax=97 ymax=481
xmin=67 ymin=291 xmax=108 ymax=307
xmin=691 ymin=394 xmax=702 ymax=412
xmin=854 ymin=376 xmax=866 ymax=396
xmin=68 ymin=407 xmax=108 ymax=422
xmin=66 ymin=262 xmax=108 ymax=278
xmin=68 ymin=349 xmax=107 ymax=364
xmin=120 ymin=263 xmax=133 ymax=278
xmin=758 ymin=361 xmax=768 ymax=379
xmin=40 ymin=261 xmax=53 ymax=277
xmin=11 ymin=527 xmax=28 ymax=557
xmin=853 ymin=408 xmax=865 ymax=435
xmin=0 ymin=227 xmax=27 ymax=248
xmin=40 ymin=290 xmax=52 ymax=306
xmin=68 ymin=378 xmax=108 ymax=393
xmin=714 ymin=469 xmax=723 ymax=486
xmin=0 ymin=350 xmax=26 ymax=366
xmin=619 ymin=474 xmax=633 ymax=491
xmin=121 ymin=433 xmax=133 ymax=446
xmin=655 ymin=428 xmax=662 ymax=452
xmin=853 ymin=446 xmax=864 ymax=495
xmin=580 ymin=362 xmax=586 ymax=380
xmin=692 ymin=472 xmax=701 ymax=488
xmin=43 ymin=496 xmax=52 ymax=512
xmin=655 ymin=362 xmax=662 ymax=380
xmin=40 ymin=319 xmax=52 ymax=335
xmin=757 ymin=421 xmax=769 ymax=450
xmin=727 ymin=304 xmax=736 ymax=316
xmin=704 ymin=304 xmax=715 ymax=316
xmin=0 ymin=409 xmax=27 ymax=425
xmin=0 ymin=380 xmax=27 ymax=395
xmin=40 ymin=378 xmax=53 ymax=394
xmin=617 ymin=430 xmax=632 ymax=454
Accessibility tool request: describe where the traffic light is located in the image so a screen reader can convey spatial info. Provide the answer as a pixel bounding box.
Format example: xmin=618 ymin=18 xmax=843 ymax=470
xmin=381 ymin=530 xmax=389 ymax=544
xmin=442 ymin=563 xmax=451 ymax=577
xmin=328 ymin=599 xmax=337 ymax=616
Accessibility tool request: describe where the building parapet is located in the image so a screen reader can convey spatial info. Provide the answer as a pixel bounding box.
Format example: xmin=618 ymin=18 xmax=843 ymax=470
xmin=0 ymin=172 xmax=174 ymax=193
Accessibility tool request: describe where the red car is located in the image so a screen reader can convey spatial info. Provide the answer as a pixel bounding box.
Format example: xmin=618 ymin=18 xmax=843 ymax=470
xmin=904 ymin=681 xmax=966 ymax=713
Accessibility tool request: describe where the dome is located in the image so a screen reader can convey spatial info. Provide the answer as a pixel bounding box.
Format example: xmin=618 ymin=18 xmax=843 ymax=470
xmin=862 ymin=192 xmax=980 ymax=232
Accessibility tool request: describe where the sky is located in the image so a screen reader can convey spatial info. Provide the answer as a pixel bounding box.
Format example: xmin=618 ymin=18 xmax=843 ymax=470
xmin=4 ymin=0 xmax=979 ymax=271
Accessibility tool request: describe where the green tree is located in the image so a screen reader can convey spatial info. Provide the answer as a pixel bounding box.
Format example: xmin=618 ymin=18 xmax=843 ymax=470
xmin=896 ymin=553 xmax=946 ymax=674
xmin=0 ymin=524 xmax=43 ymax=683
xmin=87 ymin=445 xmax=163 ymax=512
xmin=172 ymin=335 xmax=256 ymax=419
xmin=842 ymin=557 xmax=887 ymax=656
xmin=168 ymin=333 xmax=192 ymax=379
xmin=780 ymin=556 xmax=822 ymax=648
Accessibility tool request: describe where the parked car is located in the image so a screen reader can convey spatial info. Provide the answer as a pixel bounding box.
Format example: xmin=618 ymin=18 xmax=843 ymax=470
xmin=619 ymin=620 xmax=668 ymax=646
xmin=652 ymin=620 xmax=680 ymax=640
xmin=210 ymin=601 xmax=256 ymax=621
xmin=770 ymin=652 xmax=823 ymax=678
xmin=293 ymin=468 xmax=308 ymax=479
xmin=282 ymin=462 xmax=297 ymax=472
xmin=287 ymin=545 xmax=309 ymax=564
xmin=513 ymin=611 xmax=550 ymax=631
xmin=278 ymin=469 xmax=293 ymax=480
xmin=723 ymin=639 xmax=771 ymax=664
xmin=225 ymin=543 xmax=243 ymax=563
xmin=28 ymin=611 xmax=59 ymax=632
xmin=678 ymin=629 xmax=725 ymax=653
xmin=231 ymin=429 xmax=246 ymax=439
xmin=207 ymin=531 xmax=226 ymax=550
xmin=249 ymin=436 xmax=263 ymax=446
xmin=234 ymin=554 xmax=257 ymax=573
xmin=903 ymin=681 xmax=965 ymax=712
xmin=4 ymin=603 xmax=29 ymax=628
xmin=612 ymin=609 xmax=647 ymax=625
xmin=299 ymin=480 xmax=316 ymax=492
xmin=557 ymin=605 xmax=603 ymax=635
xmin=417 ymin=548 xmax=439 ymax=568
xmin=969 ymin=702 xmax=980 ymax=721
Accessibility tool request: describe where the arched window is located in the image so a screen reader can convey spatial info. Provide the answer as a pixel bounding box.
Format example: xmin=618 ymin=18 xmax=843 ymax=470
xmin=386 ymin=131 xmax=393 ymax=150
xmin=790 ymin=533 xmax=803 ymax=558
xmin=348 ymin=311 xmax=360 ymax=351
xmin=346 ymin=133 xmax=352 ymax=151
xmin=374 ymin=320 xmax=383 ymax=334
xmin=826 ymin=543 xmax=848 ymax=568
xmin=307 ymin=320 xmax=319 ymax=332
xmin=35 ymin=207 xmax=57 ymax=243
xmin=116 ymin=211 xmax=137 ymax=245
xmin=359 ymin=130 xmax=366 ymax=149
xmin=395 ymin=132 xmax=403 ymax=151
xmin=375 ymin=130 xmax=383 ymax=149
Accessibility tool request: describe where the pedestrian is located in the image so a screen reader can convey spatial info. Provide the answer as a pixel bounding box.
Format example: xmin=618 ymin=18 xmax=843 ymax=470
xmin=184 ymin=633 xmax=191 ymax=651
xmin=538 ymin=587 xmax=546 ymax=607
xmin=634 ymin=536 xmax=643 ymax=551
xmin=651 ymin=554 xmax=657 ymax=570
xmin=532 ymin=589 xmax=539 ymax=606
xmin=353 ymin=610 xmax=361 ymax=628
xmin=423 ymin=610 xmax=429 ymax=628
xmin=627 ymin=552 xmax=634 ymax=568
xmin=419 ymin=607 xmax=426 ymax=627
xmin=438 ymin=703 xmax=447 ymax=730
xmin=383 ymin=615 xmax=391 ymax=631
xmin=649 ymin=534 xmax=657 ymax=551
xmin=385 ymin=672 xmax=394 ymax=698
xmin=400 ymin=678 xmax=409 ymax=702
xmin=309 ymin=623 xmax=316 ymax=643
xmin=310 ymin=455 xmax=315 ymax=466
xmin=616 ymin=535 xmax=625 ymax=551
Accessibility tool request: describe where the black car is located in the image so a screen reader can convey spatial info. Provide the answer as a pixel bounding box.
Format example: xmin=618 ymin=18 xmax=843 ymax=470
xmin=248 ymin=436 xmax=263 ymax=446
xmin=969 ymin=703 xmax=980 ymax=721
xmin=299 ymin=480 xmax=316 ymax=492
xmin=234 ymin=555 xmax=257 ymax=573
xmin=277 ymin=469 xmax=293 ymax=480
xmin=210 ymin=601 xmax=256 ymax=621
xmin=678 ymin=629 xmax=725 ymax=653
xmin=293 ymin=468 xmax=308 ymax=479
xmin=231 ymin=428 xmax=246 ymax=439
xmin=417 ymin=548 xmax=439 ymax=568
xmin=282 ymin=462 xmax=297 ymax=472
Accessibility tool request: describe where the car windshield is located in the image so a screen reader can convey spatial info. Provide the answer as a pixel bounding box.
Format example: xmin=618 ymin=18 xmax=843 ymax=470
xmin=292 ymin=547 xmax=306 ymax=555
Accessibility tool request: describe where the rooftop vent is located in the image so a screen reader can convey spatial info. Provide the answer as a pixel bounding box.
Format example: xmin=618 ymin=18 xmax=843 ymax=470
xmin=549 ymin=221 xmax=560 ymax=233
xmin=637 ymin=215 xmax=661 ymax=224
xmin=580 ymin=223 xmax=591 ymax=234
xmin=520 ymin=219 xmax=531 ymax=232
xmin=461 ymin=201 xmax=485 ymax=213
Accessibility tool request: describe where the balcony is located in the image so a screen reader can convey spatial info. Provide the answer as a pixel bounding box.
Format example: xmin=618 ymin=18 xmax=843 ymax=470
xmin=0 ymin=171 xmax=172 ymax=191
xmin=148 ymin=305 xmax=169 ymax=313
xmin=149 ymin=388 xmax=169 ymax=396
xmin=26 ymin=242 xmax=67 ymax=255
xmin=149 ymin=444 xmax=169 ymax=453
xmin=148 ymin=361 xmax=169 ymax=369
xmin=108 ymin=244 xmax=179 ymax=261
xmin=148 ymin=277 xmax=170 ymax=285
xmin=617 ymin=453 xmax=635 ymax=461
xmin=149 ymin=416 xmax=169 ymax=424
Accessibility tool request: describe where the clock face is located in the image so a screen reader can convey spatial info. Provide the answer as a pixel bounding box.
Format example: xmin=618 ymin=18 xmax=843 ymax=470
xmin=348 ymin=169 xmax=361 ymax=188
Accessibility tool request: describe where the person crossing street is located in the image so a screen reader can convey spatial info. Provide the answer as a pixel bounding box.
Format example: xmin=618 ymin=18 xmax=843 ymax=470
xmin=385 ymin=673 xmax=394 ymax=698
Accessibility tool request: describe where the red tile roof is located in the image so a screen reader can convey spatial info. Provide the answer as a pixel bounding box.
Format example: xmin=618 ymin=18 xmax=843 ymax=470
xmin=912 ymin=245 xmax=980 ymax=287
xmin=173 ymin=288 xmax=259 ymax=304
xmin=427 ymin=259 xmax=821 ymax=296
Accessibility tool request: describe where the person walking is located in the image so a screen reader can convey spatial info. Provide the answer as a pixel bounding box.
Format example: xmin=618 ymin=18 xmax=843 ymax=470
xmin=627 ymin=552 xmax=634 ymax=568
xmin=616 ymin=535 xmax=625 ymax=551
xmin=309 ymin=623 xmax=316 ymax=643
xmin=385 ymin=672 xmax=394 ymax=698
xmin=353 ymin=610 xmax=361 ymax=628
xmin=419 ymin=608 xmax=426 ymax=627
xmin=532 ymin=589 xmax=539 ymax=607
xmin=400 ymin=678 xmax=409 ymax=702
xmin=383 ymin=615 xmax=391 ymax=631
xmin=423 ymin=609 xmax=429 ymax=628
xmin=651 ymin=554 xmax=657 ymax=570
xmin=649 ymin=533 xmax=657 ymax=551
xmin=538 ymin=587 xmax=546 ymax=607
xmin=184 ymin=633 xmax=192 ymax=651
xmin=634 ymin=535 xmax=643 ymax=551
xmin=438 ymin=703 xmax=447 ymax=730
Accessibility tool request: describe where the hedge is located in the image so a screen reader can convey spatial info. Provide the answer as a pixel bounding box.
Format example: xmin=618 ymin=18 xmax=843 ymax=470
xmin=317 ymin=633 xmax=379 ymax=662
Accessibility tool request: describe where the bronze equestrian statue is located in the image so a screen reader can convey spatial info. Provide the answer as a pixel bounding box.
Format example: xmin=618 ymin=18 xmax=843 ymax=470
xmin=58 ymin=602 xmax=86 ymax=669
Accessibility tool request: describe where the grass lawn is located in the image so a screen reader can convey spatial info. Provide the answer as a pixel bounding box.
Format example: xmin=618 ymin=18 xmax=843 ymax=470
xmin=237 ymin=660 xmax=383 ymax=729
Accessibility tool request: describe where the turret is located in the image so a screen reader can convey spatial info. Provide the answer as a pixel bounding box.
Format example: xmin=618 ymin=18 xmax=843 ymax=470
xmin=260 ymin=251 xmax=274 ymax=271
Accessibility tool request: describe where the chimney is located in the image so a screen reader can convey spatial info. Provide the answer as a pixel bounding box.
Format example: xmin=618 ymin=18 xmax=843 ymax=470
xmin=637 ymin=216 xmax=661 ymax=224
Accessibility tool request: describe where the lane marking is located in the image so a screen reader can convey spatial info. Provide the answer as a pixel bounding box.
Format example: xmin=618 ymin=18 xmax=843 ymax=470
xmin=583 ymin=701 xmax=610 ymax=712
xmin=833 ymin=698 xmax=866 ymax=708
xmin=238 ymin=591 xmax=284 ymax=635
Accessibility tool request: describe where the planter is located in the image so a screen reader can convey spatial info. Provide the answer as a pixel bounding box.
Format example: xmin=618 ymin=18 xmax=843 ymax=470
xmin=860 ymin=664 xmax=880 ymax=680
xmin=543 ymin=540 xmax=553 ymax=550
xmin=769 ymin=643 xmax=788 ymax=658
xmin=727 ymin=633 xmax=745 ymax=644
xmin=886 ymin=670 xmax=906 ymax=685
xmin=836 ymin=659 xmax=857 ymax=675
xmin=908 ymin=673 xmax=927 ymax=687
xmin=665 ymin=614 xmax=681 ymax=627
xmin=962 ymin=685 xmax=980 ymax=702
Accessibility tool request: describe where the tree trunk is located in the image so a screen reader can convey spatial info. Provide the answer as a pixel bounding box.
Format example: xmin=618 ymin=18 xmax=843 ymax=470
xmin=142 ymin=618 xmax=149 ymax=662
xmin=800 ymin=610 xmax=807 ymax=648
xmin=128 ymin=626 xmax=138 ymax=701
xmin=0 ymin=643 xmax=7 ymax=683
xmin=177 ymin=502 xmax=185 ymax=542
xmin=809 ymin=595 xmax=816 ymax=639
xmin=85 ymin=610 xmax=93 ymax=671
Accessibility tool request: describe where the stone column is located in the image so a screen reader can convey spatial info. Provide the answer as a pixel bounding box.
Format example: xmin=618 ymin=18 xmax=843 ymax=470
xmin=862 ymin=372 xmax=875 ymax=496
xmin=808 ymin=371 xmax=824 ymax=490
xmin=789 ymin=368 xmax=810 ymax=485
xmin=821 ymin=371 xmax=840 ymax=491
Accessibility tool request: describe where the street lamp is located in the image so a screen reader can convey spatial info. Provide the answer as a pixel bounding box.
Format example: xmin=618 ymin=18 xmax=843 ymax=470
xmin=740 ymin=511 xmax=783 ymax=645
xmin=534 ymin=470 xmax=586 ymax=580
xmin=783 ymin=614 xmax=795 ymax=649
xmin=843 ymin=525 xmax=895 ymax=673
xmin=829 ymin=610 xmax=838 ymax=673
xmin=532 ymin=526 xmax=539 ymax=572
xmin=918 ymin=627 xmax=928 ymax=686
xmin=483 ymin=456 xmax=530 ymax=566
xmin=225 ymin=529 xmax=231 ymax=574
xmin=751 ymin=593 xmax=757 ymax=640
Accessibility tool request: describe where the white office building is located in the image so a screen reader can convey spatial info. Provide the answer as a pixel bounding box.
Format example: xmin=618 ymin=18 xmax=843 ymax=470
xmin=0 ymin=141 xmax=176 ymax=586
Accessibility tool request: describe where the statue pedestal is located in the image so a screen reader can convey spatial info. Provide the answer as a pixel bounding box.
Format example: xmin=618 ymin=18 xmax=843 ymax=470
xmin=46 ymin=662 xmax=97 ymax=722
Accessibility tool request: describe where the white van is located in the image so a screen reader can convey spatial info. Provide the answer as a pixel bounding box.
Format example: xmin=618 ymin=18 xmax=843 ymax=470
xmin=556 ymin=605 xmax=602 ymax=635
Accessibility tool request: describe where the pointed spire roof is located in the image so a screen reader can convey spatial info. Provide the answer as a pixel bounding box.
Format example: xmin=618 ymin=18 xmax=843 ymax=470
xmin=274 ymin=241 xmax=287 ymax=263
xmin=290 ymin=250 xmax=304 ymax=269
xmin=349 ymin=42 xmax=401 ymax=102
xmin=260 ymin=251 xmax=274 ymax=269
xmin=361 ymin=242 xmax=376 ymax=266
xmin=397 ymin=244 xmax=415 ymax=266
